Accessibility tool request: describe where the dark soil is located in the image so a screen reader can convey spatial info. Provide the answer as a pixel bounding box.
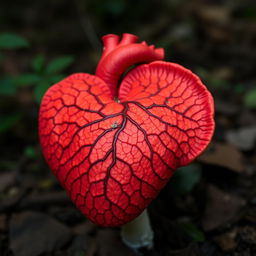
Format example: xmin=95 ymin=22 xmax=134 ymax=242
xmin=1 ymin=0 xmax=256 ymax=255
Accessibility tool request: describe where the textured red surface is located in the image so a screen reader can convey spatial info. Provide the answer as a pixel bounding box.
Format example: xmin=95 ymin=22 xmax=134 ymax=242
xmin=39 ymin=34 xmax=214 ymax=227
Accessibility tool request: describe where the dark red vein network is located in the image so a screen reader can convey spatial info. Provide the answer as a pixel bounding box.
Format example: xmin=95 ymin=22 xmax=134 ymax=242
xmin=39 ymin=61 xmax=214 ymax=227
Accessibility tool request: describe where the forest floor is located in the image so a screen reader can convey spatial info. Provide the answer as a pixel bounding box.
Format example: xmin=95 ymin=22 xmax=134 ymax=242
xmin=1 ymin=0 xmax=256 ymax=255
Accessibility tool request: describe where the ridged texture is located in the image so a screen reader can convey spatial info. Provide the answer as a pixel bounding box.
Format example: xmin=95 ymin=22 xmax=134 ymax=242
xmin=39 ymin=34 xmax=214 ymax=227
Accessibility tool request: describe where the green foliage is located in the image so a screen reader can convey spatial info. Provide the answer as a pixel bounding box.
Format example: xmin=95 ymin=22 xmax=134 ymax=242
xmin=0 ymin=53 xmax=4 ymax=63
xmin=0 ymin=33 xmax=29 ymax=49
xmin=32 ymin=56 xmax=74 ymax=102
xmin=0 ymin=76 xmax=16 ymax=95
xmin=243 ymin=7 xmax=256 ymax=20
xmin=14 ymin=74 xmax=41 ymax=87
xmin=24 ymin=146 xmax=36 ymax=159
xmin=0 ymin=113 xmax=22 ymax=133
xmin=179 ymin=222 xmax=205 ymax=242
xmin=50 ymin=74 xmax=66 ymax=84
xmin=0 ymin=55 xmax=74 ymax=102
xmin=195 ymin=67 xmax=229 ymax=90
xmin=0 ymin=34 xmax=75 ymax=134
xmin=234 ymin=83 xmax=245 ymax=94
xmin=170 ymin=164 xmax=202 ymax=195
xmin=32 ymin=55 xmax=46 ymax=73
xmin=34 ymin=81 xmax=51 ymax=103
xmin=209 ymin=78 xmax=229 ymax=90
xmin=244 ymin=88 xmax=256 ymax=109
xmin=45 ymin=56 xmax=74 ymax=75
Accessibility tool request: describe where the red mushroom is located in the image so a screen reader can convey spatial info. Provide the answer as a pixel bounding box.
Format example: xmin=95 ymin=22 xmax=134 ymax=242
xmin=39 ymin=33 xmax=214 ymax=249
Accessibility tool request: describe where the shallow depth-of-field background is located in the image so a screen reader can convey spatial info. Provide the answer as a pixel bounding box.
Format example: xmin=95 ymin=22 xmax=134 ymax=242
xmin=1 ymin=0 xmax=256 ymax=255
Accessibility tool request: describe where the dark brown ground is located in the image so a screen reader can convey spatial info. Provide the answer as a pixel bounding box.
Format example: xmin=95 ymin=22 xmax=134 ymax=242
xmin=1 ymin=0 xmax=256 ymax=255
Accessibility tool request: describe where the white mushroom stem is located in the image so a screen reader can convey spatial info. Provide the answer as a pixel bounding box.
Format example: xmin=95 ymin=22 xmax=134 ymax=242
xmin=121 ymin=209 xmax=154 ymax=250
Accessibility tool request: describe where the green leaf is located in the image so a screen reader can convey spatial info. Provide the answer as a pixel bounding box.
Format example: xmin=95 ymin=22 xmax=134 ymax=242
xmin=235 ymin=83 xmax=245 ymax=94
xmin=179 ymin=222 xmax=205 ymax=242
xmin=0 ymin=113 xmax=22 ymax=133
xmin=34 ymin=80 xmax=51 ymax=103
xmin=32 ymin=55 xmax=46 ymax=73
xmin=244 ymin=88 xmax=256 ymax=109
xmin=0 ymin=76 xmax=16 ymax=95
xmin=0 ymin=53 xmax=4 ymax=63
xmin=243 ymin=7 xmax=256 ymax=20
xmin=170 ymin=164 xmax=202 ymax=195
xmin=45 ymin=56 xmax=74 ymax=75
xmin=210 ymin=78 xmax=229 ymax=89
xmin=24 ymin=146 xmax=36 ymax=159
xmin=50 ymin=74 xmax=66 ymax=84
xmin=14 ymin=73 xmax=41 ymax=87
xmin=0 ymin=33 xmax=29 ymax=49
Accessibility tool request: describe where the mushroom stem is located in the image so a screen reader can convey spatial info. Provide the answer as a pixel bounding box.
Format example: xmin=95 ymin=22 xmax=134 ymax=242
xmin=121 ymin=209 xmax=154 ymax=250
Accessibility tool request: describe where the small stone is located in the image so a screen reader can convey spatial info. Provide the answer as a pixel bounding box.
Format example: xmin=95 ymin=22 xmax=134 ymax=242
xmin=214 ymin=228 xmax=238 ymax=251
xmin=68 ymin=234 xmax=90 ymax=256
xmin=0 ymin=172 xmax=16 ymax=193
xmin=72 ymin=221 xmax=97 ymax=235
xmin=226 ymin=126 xmax=256 ymax=151
xmin=196 ymin=5 xmax=231 ymax=25
xmin=10 ymin=211 xmax=72 ymax=256
xmin=239 ymin=226 xmax=256 ymax=245
xmin=202 ymin=185 xmax=246 ymax=231
xmin=96 ymin=229 xmax=135 ymax=256
xmin=169 ymin=243 xmax=201 ymax=256
xmin=199 ymin=142 xmax=245 ymax=173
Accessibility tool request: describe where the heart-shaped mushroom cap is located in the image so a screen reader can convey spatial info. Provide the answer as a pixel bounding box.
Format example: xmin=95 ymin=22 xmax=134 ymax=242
xmin=39 ymin=34 xmax=214 ymax=227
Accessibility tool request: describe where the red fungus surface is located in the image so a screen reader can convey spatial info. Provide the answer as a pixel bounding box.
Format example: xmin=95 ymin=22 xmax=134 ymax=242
xmin=39 ymin=33 xmax=215 ymax=227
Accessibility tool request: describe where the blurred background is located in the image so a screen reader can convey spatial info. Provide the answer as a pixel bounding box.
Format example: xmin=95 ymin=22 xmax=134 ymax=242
xmin=0 ymin=0 xmax=256 ymax=255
